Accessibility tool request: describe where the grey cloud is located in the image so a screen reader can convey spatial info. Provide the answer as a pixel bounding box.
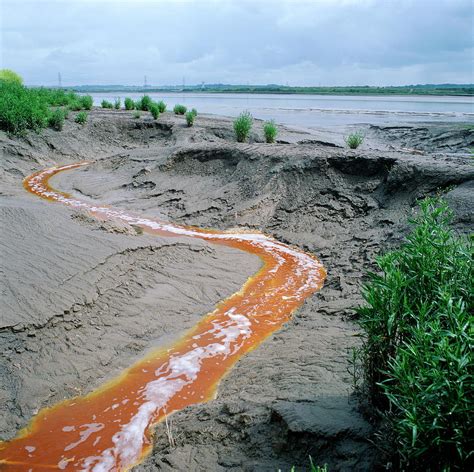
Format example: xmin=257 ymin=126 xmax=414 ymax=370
xmin=1 ymin=0 xmax=472 ymax=86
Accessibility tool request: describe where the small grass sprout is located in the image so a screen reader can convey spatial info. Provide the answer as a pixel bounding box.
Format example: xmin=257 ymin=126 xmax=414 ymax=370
xmin=263 ymin=120 xmax=278 ymax=143
xmin=173 ymin=104 xmax=187 ymax=115
xmin=233 ymin=111 xmax=253 ymax=142
xmin=133 ymin=110 xmax=141 ymax=119
xmin=114 ymin=98 xmax=121 ymax=110
xmin=75 ymin=111 xmax=88 ymax=124
xmin=345 ymin=132 xmax=364 ymax=149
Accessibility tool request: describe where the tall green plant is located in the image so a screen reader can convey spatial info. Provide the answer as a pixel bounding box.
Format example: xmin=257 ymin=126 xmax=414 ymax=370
xmin=233 ymin=111 xmax=253 ymax=142
xmin=124 ymin=97 xmax=135 ymax=110
xmin=357 ymin=197 xmax=473 ymax=469
xmin=263 ymin=120 xmax=278 ymax=143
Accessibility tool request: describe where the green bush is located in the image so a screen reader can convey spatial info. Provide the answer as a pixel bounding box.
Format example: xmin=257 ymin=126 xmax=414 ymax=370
xmin=133 ymin=110 xmax=141 ymax=119
xmin=114 ymin=98 xmax=121 ymax=110
xmin=0 ymin=80 xmax=84 ymax=135
xmin=263 ymin=120 xmax=278 ymax=143
xmin=75 ymin=111 xmax=88 ymax=124
xmin=124 ymin=97 xmax=135 ymax=110
xmin=101 ymin=99 xmax=113 ymax=109
xmin=0 ymin=69 xmax=23 ymax=85
xmin=0 ymin=81 xmax=49 ymax=134
xmin=233 ymin=111 xmax=253 ymax=142
xmin=47 ymin=108 xmax=65 ymax=131
xmin=70 ymin=100 xmax=83 ymax=111
xmin=137 ymin=95 xmax=152 ymax=111
xmin=185 ymin=110 xmax=195 ymax=127
xmin=157 ymin=100 xmax=167 ymax=113
xmin=80 ymin=95 xmax=93 ymax=110
xmin=345 ymin=132 xmax=363 ymax=149
xmin=191 ymin=108 xmax=197 ymax=117
xmin=357 ymin=197 xmax=473 ymax=469
xmin=173 ymin=104 xmax=187 ymax=115
xmin=149 ymin=103 xmax=160 ymax=119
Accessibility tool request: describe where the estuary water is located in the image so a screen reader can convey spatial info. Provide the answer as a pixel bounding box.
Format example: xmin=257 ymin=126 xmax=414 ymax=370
xmin=89 ymin=92 xmax=474 ymax=128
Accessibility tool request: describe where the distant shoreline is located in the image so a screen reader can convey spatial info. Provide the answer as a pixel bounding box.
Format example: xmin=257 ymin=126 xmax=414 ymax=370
xmin=29 ymin=85 xmax=474 ymax=97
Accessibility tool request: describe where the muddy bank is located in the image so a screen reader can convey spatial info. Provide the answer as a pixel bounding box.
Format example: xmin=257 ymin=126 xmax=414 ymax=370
xmin=1 ymin=110 xmax=473 ymax=471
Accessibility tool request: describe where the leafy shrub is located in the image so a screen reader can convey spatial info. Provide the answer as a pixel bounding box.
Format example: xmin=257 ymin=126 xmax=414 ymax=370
xmin=47 ymin=108 xmax=65 ymax=131
xmin=185 ymin=110 xmax=195 ymax=126
xmin=157 ymin=100 xmax=166 ymax=113
xmin=0 ymin=81 xmax=49 ymax=134
xmin=263 ymin=120 xmax=278 ymax=143
xmin=70 ymin=100 xmax=83 ymax=111
xmin=75 ymin=111 xmax=88 ymax=124
xmin=173 ymin=104 xmax=187 ymax=115
xmin=345 ymin=132 xmax=363 ymax=149
xmin=149 ymin=103 xmax=160 ymax=119
xmin=137 ymin=95 xmax=152 ymax=111
xmin=0 ymin=80 xmax=83 ymax=135
xmin=101 ymin=100 xmax=113 ymax=109
xmin=133 ymin=110 xmax=141 ymax=119
xmin=80 ymin=95 xmax=93 ymax=110
xmin=233 ymin=111 xmax=253 ymax=142
xmin=124 ymin=97 xmax=135 ymax=110
xmin=0 ymin=69 xmax=23 ymax=85
xmin=357 ymin=197 xmax=473 ymax=469
xmin=114 ymin=98 xmax=121 ymax=110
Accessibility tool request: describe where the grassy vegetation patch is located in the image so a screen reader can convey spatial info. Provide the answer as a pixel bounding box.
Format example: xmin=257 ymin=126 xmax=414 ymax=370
xmin=263 ymin=120 xmax=278 ymax=143
xmin=124 ymin=97 xmax=135 ymax=110
xmin=356 ymin=197 xmax=473 ymax=470
xmin=173 ymin=104 xmax=187 ymax=115
xmin=233 ymin=111 xmax=253 ymax=142
xmin=345 ymin=132 xmax=364 ymax=149
xmin=75 ymin=111 xmax=88 ymax=124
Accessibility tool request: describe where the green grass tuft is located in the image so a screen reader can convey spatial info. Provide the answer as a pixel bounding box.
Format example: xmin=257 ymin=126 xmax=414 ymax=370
xmin=185 ymin=110 xmax=195 ymax=126
xmin=114 ymin=98 xmax=121 ymax=110
xmin=80 ymin=95 xmax=93 ymax=110
xmin=345 ymin=132 xmax=364 ymax=149
xmin=357 ymin=197 xmax=473 ymax=469
xmin=263 ymin=120 xmax=278 ymax=143
xmin=101 ymin=99 xmax=113 ymax=109
xmin=173 ymin=104 xmax=187 ymax=115
xmin=157 ymin=100 xmax=167 ymax=113
xmin=47 ymin=108 xmax=65 ymax=131
xmin=133 ymin=110 xmax=141 ymax=119
xmin=149 ymin=103 xmax=160 ymax=119
xmin=233 ymin=111 xmax=253 ymax=142
xmin=75 ymin=111 xmax=88 ymax=124
xmin=124 ymin=97 xmax=135 ymax=110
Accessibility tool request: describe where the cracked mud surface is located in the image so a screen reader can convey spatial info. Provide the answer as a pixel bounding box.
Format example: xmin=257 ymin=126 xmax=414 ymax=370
xmin=1 ymin=110 xmax=472 ymax=471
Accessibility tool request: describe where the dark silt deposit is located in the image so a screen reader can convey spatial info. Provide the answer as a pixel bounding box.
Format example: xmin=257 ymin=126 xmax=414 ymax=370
xmin=1 ymin=109 xmax=472 ymax=471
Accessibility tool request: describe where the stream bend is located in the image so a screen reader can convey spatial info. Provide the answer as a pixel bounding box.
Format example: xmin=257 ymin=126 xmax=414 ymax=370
xmin=0 ymin=162 xmax=326 ymax=471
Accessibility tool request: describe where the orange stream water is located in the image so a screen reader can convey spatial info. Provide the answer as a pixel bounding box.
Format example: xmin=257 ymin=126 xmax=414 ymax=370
xmin=0 ymin=163 xmax=326 ymax=471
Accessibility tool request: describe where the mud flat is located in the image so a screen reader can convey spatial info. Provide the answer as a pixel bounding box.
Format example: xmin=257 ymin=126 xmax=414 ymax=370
xmin=1 ymin=109 xmax=473 ymax=471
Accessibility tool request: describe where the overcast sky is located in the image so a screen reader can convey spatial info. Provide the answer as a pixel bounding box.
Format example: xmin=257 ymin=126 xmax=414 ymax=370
xmin=1 ymin=0 xmax=473 ymax=86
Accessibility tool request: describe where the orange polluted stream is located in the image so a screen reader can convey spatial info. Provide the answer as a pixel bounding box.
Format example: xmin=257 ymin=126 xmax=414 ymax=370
xmin=0 ymin=163 xmax=326 ymax=471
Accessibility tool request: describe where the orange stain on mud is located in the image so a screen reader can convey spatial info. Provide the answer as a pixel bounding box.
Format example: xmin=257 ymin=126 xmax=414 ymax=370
xmin=0 ymin=163 xmax=326 ymax=471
